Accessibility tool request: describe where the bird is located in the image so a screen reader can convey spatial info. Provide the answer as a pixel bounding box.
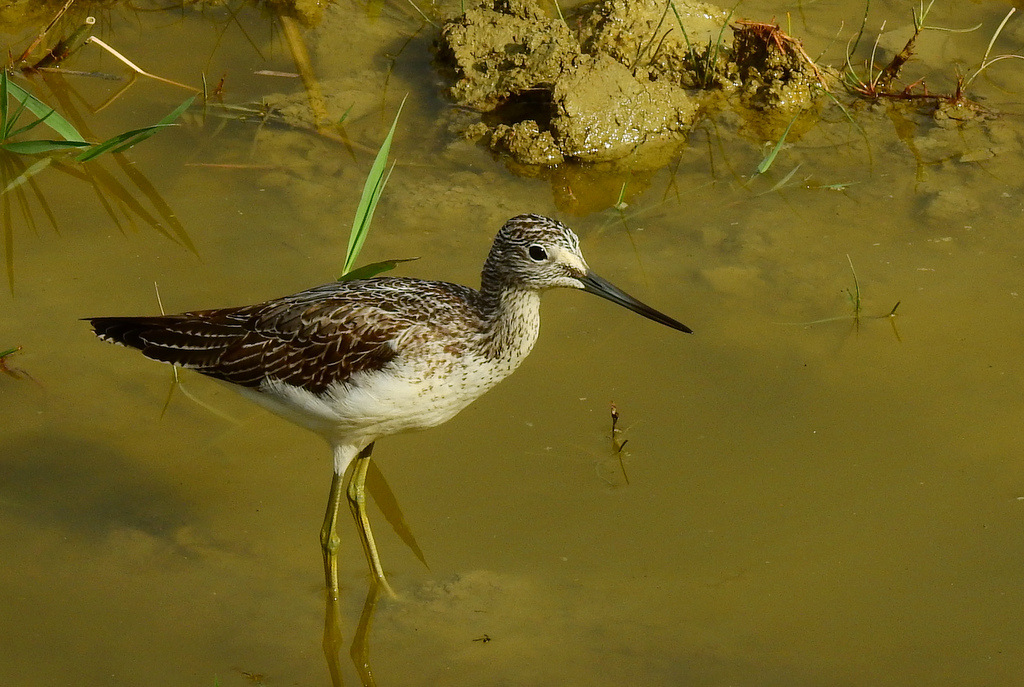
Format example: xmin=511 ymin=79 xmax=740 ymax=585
xmin=88 ymin=214 xmax=691 ymax=597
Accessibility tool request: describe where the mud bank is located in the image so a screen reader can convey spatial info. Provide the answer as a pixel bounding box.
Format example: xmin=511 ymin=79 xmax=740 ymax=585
xmin=437 ymin=0 xmax=828 ymax=167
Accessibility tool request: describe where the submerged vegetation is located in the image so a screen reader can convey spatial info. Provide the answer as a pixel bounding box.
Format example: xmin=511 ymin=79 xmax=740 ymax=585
xmin=0 ymin=2 xmax=203 ymax=291
xmin=843 ymin=2 xmax=1022 ymax=116
xmin=784 ymin=256 xmax=902 ymax=340
xmin=0 ymin=71 xmax=193 ymax=167
xmin=0 ymin=0 xmax=423 ymax=293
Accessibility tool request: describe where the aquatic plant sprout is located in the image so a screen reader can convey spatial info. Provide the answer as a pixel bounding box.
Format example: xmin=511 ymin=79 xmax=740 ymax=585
xmin=340 ymin=97 xmax=406 ymax=278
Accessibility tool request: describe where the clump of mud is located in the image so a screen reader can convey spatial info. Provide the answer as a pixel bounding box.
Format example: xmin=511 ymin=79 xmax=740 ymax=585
xmin=729 ymin=19 xmax=829 ymax=111
xmin=574 ymin=0 xmax=726 ymax=85
xmin=436 ymin=0 xmax=830 ymax=167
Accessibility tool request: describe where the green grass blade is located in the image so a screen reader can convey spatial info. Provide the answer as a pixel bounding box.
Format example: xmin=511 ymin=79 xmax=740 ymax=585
xmin=710 ymin=2 xmax=740 ymax=79
xmin=6 ymin=107 xmax=56 ymax=139
xmin=4 ymin=77 xmax=85 ymax=142
xmin=75 ymin=124 xmax=172 ymax=161
xmin=342 ymin=96 xmax=406 ymax=276
xmin=2 ymin=70 xmax=37 ymax=141
xmin=2 ymin=140 xmax=91 ymax=155
xmin=756 ymin=112 xmax=800 ymax=174
xmin=338 ymin=257 xmax=419 ymax=282
xmin=343 ymin=162 xmax=393 ymax=272
xmin=339 ymin=103 xmax=353 ymax=124
xmin=614 ymin=180 xmax=628 ymax=209
xmin=75 ymin=95 xmax=195 ymax=162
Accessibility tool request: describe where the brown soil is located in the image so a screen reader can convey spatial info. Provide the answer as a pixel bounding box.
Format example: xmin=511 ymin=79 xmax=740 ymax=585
xmin=437 ymin=0 xmax=826 ymax=167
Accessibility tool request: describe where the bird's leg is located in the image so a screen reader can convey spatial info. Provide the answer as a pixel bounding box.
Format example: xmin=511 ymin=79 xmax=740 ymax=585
xmin=320 ymin=468 xmax=346 ymax=594
xmin=346 ymin=442 xmax=397 ymax=598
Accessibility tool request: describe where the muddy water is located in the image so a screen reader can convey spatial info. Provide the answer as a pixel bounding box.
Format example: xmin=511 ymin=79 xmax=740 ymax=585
xmin=2 ymin=1 xmax=1024 ymax=685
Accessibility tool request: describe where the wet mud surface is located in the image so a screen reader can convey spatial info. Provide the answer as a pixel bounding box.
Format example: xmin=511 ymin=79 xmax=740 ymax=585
xmin=437 ymin=0 xmax=827 ymax=166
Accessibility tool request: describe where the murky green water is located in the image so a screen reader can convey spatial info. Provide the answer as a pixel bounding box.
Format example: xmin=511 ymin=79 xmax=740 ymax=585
xmin=2 ymin=0 xmax=1024 ymax=685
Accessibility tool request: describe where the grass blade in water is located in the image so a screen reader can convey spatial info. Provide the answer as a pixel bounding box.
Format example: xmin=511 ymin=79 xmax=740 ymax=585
xmin=1 ymin=139 xmax=91 ymax=155
xmin=76 ymin=95 xmax=195 ymax=162
xmin=756 ymin=112 xmax=800 ymax=175
xmin=342 ymin=96 xmax=406 ymax=276
xmin=3 ymin=73 xmax=85 ymax=143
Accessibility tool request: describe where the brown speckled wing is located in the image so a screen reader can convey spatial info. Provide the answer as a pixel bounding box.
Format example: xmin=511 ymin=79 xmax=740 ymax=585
xmin=89 ymin=278 xmax=484 ymax=395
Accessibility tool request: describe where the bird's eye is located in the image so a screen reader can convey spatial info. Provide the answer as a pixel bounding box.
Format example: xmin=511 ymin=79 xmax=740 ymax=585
xmin=528 ymin=245 xmax=548 ymax=261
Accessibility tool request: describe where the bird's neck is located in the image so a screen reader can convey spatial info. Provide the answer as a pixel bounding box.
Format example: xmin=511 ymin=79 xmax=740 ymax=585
xmin=478 ymin=286 xmax=542 ymax=364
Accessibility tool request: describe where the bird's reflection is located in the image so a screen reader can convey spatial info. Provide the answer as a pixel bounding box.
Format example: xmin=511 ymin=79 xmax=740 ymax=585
xmin=323 ymin=581 xmax=385 ymax=687
xmin=322 ymin=460 xmax=409 ymax=686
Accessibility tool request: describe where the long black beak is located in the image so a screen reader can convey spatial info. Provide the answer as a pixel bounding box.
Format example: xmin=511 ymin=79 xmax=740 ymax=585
xmin=579 ymin=272 xmax=692 ymax=334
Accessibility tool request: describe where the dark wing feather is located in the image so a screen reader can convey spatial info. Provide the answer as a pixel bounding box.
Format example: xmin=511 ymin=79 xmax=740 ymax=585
xmin=88 ymin=278 xmax=482 ymax=394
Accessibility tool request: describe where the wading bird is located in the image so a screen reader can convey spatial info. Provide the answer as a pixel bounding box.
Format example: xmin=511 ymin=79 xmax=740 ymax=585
xmin=88 ymin=214 xmax=690 ymax=596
